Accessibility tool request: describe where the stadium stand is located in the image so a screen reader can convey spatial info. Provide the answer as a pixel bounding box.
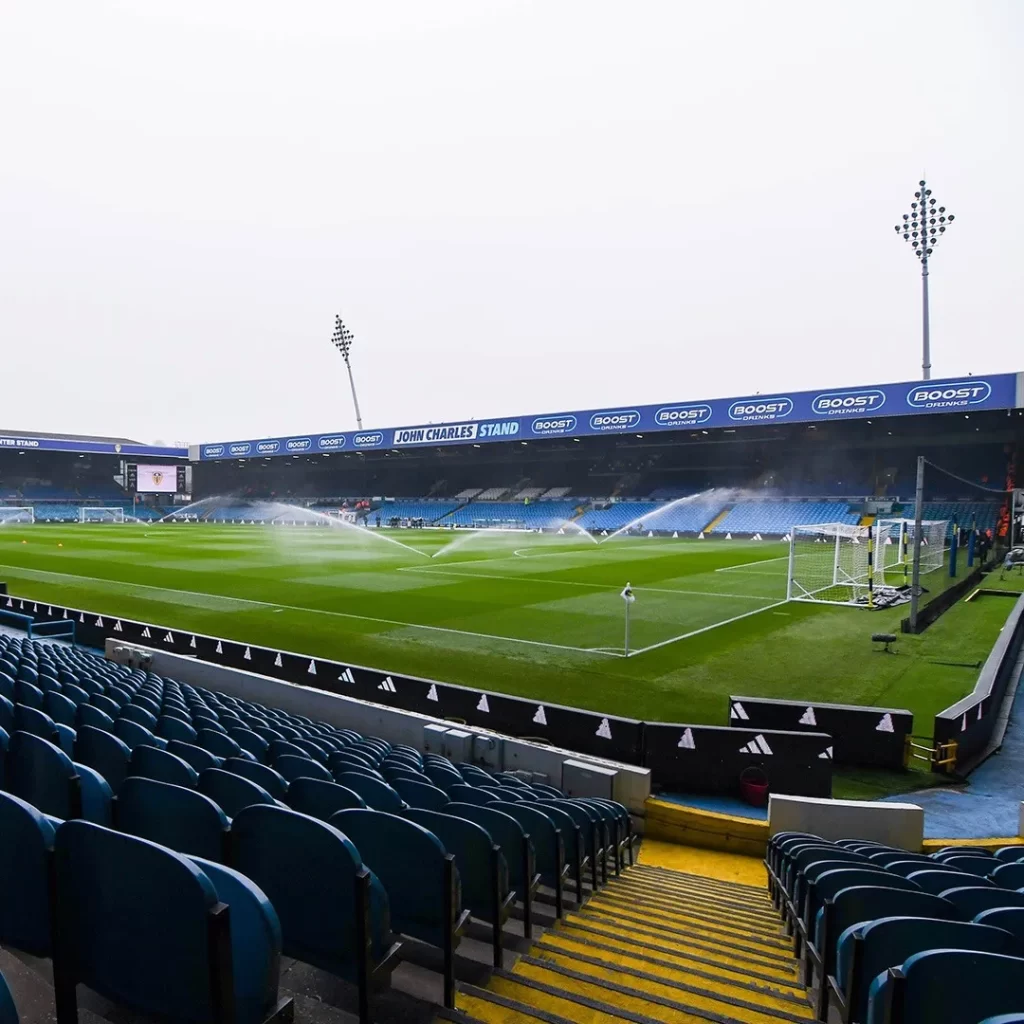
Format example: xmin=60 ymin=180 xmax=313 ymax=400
xmin=714 ymin=500 xmax=861 ymax=535
xmin=444 ymin=500 xmax=578 ymax=528
xmin=767 ymin=831 xmax=1024 ymax=1023
xmin=372 ymin=501 xmax=458 ymax=523
xmin=577 ymin=497 xmax=727 ymax=533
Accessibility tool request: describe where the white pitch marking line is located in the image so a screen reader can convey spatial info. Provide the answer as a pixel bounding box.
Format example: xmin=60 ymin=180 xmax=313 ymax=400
xmin=625 ymin=600 xmax=789 ymax=657
xmin=397 ymin=564 xmax=774 ymax=601
xmin=714 ymin=555 xmax=791 ymax=573
xmin=0 ymin=563 xmax=619 ymax=658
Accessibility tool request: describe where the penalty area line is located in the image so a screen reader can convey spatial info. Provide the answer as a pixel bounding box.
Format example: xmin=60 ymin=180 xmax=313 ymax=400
xmin=625 ymin=599 xmax=790 ymax=657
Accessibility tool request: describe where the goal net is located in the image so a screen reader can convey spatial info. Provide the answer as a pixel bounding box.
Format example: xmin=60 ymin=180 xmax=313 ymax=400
xmin=788 ymin=519 xmax=948 ymax=606
xmin=0 ymin=507 xmax=34 ymax=525
xmin=80 ymin=507 xmax=125 ymax=524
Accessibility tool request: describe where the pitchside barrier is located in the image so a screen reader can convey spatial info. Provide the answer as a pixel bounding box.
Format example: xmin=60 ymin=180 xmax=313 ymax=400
xmin=644 ymin=722 xmax=833 ymax=798
xmin=0 ymin=590 xmax=834 ymax=798
xmin=933 ymin=590 xmax=1024 ymax=775
xmin=727 ymin=695 xmax=912 ymax=769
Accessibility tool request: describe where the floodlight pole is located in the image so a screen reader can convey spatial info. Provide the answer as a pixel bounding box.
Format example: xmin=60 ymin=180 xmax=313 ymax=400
xmin=331 ymin=315 xmax=364 ymax=430
xmin=908 ymin=456 xmax=926 ymax=631
xmin=894 ymin=180 xmax=954 ymax=381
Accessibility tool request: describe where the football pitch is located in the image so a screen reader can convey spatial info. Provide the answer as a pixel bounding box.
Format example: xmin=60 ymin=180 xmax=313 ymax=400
xmin=0 ymin=524 xmax=1015 ymax=743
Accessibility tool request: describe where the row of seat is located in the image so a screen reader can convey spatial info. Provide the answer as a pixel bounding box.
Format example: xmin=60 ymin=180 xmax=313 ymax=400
xmin=766 ymin=831 xmax=1024 ymax=1024
xmin=0 ymin=635 xmax=635 ymax=1022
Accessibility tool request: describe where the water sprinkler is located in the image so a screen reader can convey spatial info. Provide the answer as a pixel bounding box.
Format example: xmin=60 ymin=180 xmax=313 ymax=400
xmin=893 ymin=180 xmax=955 ymax=381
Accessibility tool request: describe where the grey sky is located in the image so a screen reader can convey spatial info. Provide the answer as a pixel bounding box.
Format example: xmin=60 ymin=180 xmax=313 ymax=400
xmin=1 ymin=1 xmax=1020 ymax=446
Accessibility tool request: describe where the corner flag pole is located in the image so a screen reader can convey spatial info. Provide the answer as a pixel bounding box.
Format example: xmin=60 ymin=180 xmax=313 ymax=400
xmin=621 ymin=583 xmax=635 ymax=656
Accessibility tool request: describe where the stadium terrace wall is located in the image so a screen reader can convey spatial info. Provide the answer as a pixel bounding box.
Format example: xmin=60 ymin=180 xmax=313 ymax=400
xmin=194 ymin=371 xmax=1022 ymax=461
xmin=727 ymin=696 xmax=912 ymax=769
xmin=933 ymin=590 xmax=1024 ymax=774
xmin=0 ymin=588 xmax=834 ymax=799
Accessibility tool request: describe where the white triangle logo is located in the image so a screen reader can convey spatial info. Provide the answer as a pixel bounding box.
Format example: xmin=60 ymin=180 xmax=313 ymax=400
xmin=341 ymin=668 xmax=355 ymax=683
xmin=5 ymin=598 xmax=11 ymax=608
xmin=164 ymin=632 xmax=173 ymax=644
xmin=876 ymin=713 xmax=894 ymax=733
xmin=961 ymin=712 xmax=968 ymax=731
xmin=725 ymin=532 xmax=732 ymax=540
xmin=215 ymin=641 xmax=223 ymax=654
xmin=190 ymin=636 xmax=197 ymax=649
xmin=32 ymin=603 xmax=38 ymax=613
xmin=47 ymin=606 xmax=52 ymax=615
xmin=977 ymin=704 xmax=984 ymax=721
xmin=243 ymin=647 xmax=251 ymax=660
xmin=477 ymin=694 xmax=490 ymax=713
xmin=596 ymin=718 xmax=612 ymax=739
xmin=740 ymin=734 xmax=773 ymax=755
xmin=79 ymin=612 xmax=86 ymax=623
xmin=819 ymin=746 xmax=834 ymax=759
xmin=533 ymin=705 xmax=547 ymax=726
xmin=678 ymin=728 xmax=696 ymax=749
xmin=799 ymin=706 xmax=817 ymax=727
xmin=730 ymin=702 xmax=749 ymax=721
xmin=379 ymin=677 xmax=397 ymax=693
xmin=141 ymin=627 xmax=151 ymax=638
xmin=113 ymin=621 xmax=122 ymax=632
xmin=96 ymin=616 xmax=104 ymax=627
xmin=557 ymin=527 xmax=565 ymax=535
xmin=427 ymin=683 xmax=439 ymax=702
xmin=698 ymin=531 xmax=705 ymax=539
xmin=783 ymin=534 xmax=791 ymax=542
xmin=753 ymin=533 xmax=762 ymax=541
xmin=274 ymin=652 xmax=283 ymax=667
xmin=307 ymin=660 xmax=316 ymax=675
xmin=647 ymin=531 xmax=653 ymax=538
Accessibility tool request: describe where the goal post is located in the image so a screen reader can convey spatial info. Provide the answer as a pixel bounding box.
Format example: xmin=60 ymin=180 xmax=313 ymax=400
xmin=79 ymin=507 xmax=126 ymax=524
xmin=788 ymin=518 xmax=948 ymax=607
xmin=0 ymin=507 xmax=35 ymax=525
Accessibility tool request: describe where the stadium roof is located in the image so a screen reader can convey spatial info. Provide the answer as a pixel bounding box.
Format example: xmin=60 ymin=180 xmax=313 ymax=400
xmin=0 ymin=428 xmax=143 ymax=445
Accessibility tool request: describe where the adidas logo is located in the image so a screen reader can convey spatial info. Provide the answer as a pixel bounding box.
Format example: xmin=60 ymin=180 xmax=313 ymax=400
xmin=739 ymin=734 xmax=774 ymax=755
xmin=307 ymin=660 xmax=316 ymax=675
xmin=426 ymin=684 xmax=439 ymax=702
xmin=730 ymin=702 xmax=749 ymax=721
xmin=533 ymin=705 xmax=547 ymax=726
xmin=215 ymin=641 xmax=223 ymax=654
xmin=799 ymin=706 xmax=817 ymax=727
xmin=274 ymin=652 xmax=283 ymax=667
xmin=190 ymin=636 xmax=197 ymax=649
xmin=141 ymin=627 xmax=151 ymax=639
xmin=819 ymin=746 xmax=834 ymax=760
xmin=477 ymin=694 xmax=490 ymax=713
xmin=164 ymin=632 xmax=174 ymax=644
xmin=875 ymin=713 xmax=894 ymax=733
xmin=378 ymin=677 xmax=396 ymax=693
xmin=95 ymin=616 xmax=104 ymax=627
xmin=338 ymin=668 xmax=355 ymax=684
xmin=113 ymin=621 xmax=122 ymax=633
xmin=5 ymin=598 xmax=11 ymax=608
xmin=243 ymin=647 xmax=251 ymax=661
xmin=596 ymin=718 xmax=612 ymax=740
xmin=677 ymin=728 xmax=696 ymax=750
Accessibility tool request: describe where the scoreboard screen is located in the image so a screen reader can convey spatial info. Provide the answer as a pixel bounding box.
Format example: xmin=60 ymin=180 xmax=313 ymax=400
xmin=134 ymin=464 xmax=186 ymax=494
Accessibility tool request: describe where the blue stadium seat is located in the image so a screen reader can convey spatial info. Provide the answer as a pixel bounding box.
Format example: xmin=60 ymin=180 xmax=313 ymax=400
xmin=446 ymin=784 xmax=499 ymax=806
xmin=114 ymin=717 xmax=167 ymax=752
xmin=442 ymin=802 xmax=540 ymax=938
xmin=168 ymin=739 xmax=223 ymax=774
xmin=991 ymin=862 xmax=1024 ymax=890
xmin=116 ymin=777 xmax=229 ymax=861
xmin=907 ymin=868 xmax=990 ymax=894
xmin=0 ymin=792 xmax=55 ymax=956
xmin=74 ymin=724 xmax=131 ymax=794
xmin=90 ymin=693 xmax=121 ymax=719
xmin=76 ymin=703 xmax=115 ymax=733
xmin=976 ymin=907 xmax=1024 ymax=945
xmin=158 ymin=714 xmax=199 ymax=744
xmin=199 ymin=769 xmax=277 ymax=819
xmin=940 ymin=886 xmax=1024 ymax=918
xmin=330 ymin=808 xmax=466 ymax=1009
xmin=491 ymin=802 xmax=569 ymax=918
xmin=994 ymin=847 xmax=1024 ymax=864
xmin=6 ymin=730 xmax=86 ymax=820
xmin=405 ymin=807 xmax=513 ymax=968
xmin=393 ymin=779 xmax=450 ymax=811
xmin=0 ymin=969 xmax=16 ymax=1024
xmin=274 ymin=754 xmax=333 ymax=785
xmin=0 ymin=696 xmax=12 ymax=736
xmin=44 ymin=690 xmax=78 ymax=728
xmin=119 ymin=704 xmax=158 ymax=731
xmin=541 ymin=799 xmax=605 ymax=894
xmin=286 ymin=777 xmax=366 ymax=820
xmin=222 ymin=758 xmax=290 ymax=802
xmin=14 ymin=680 xmax=43 ymax=709
xmin=129 ymin=744 xmax=199 ymax=789
xmin=840 ymin=917 xmax=1018 ymax=1024
xmin=866 ymin=948 xmax=1024 ymax=1024
xmin=53 ymin=820 xmax=284 ymax=1024
xmin=230 ymin=804 xmax=398 ymax=1024
xmin=333 ymin=773 xmax=406 ymax=813
xmin=198 ymin=729 xmax=244 ymax=760
xmin=13 ymin=703 xmax=60 ymax=746
xmin=940 ymin=854 xmax=999 ymax=876
xmin=229 ymin=728 xmax=270 ymax=763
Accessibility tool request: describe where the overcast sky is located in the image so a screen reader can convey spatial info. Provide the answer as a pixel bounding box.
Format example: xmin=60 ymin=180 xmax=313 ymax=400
xmin=1 ymin=2 xmax=1020 ymax=446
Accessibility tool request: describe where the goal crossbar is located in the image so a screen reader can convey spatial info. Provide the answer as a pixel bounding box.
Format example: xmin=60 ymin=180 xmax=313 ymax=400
xmin=79 ymin=507 xmax=126 ymax=523
xmin=0 ymin=506 xmax=34 ymax=524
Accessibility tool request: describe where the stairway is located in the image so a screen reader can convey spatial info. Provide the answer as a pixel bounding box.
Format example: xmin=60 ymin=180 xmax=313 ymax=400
xmin=456 ymin=863 xmax=813 ymax=1024
xmin=702 ymin=507 xmax=733 ymax=534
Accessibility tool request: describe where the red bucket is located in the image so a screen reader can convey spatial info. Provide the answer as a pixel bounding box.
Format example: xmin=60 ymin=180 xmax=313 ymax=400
xmin=739 ymin=766 xmax=769 ymax=807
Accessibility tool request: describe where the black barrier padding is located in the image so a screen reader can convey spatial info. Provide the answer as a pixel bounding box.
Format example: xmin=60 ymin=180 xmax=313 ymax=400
xmin=644 ymin=721 xmax=833 ymax=798
xmin=934 ymin=591 xmax=1024 ymax=772
xmin=902 ymin=563 xmax=986 ymax=634
xmin=727 ymin=695 xmax=911 ymax=769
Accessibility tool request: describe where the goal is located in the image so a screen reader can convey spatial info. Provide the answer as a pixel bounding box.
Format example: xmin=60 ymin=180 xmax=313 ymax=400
xmin=0 ymin=507 xmax=34 ymax=525
xmin=80 ymin=507 xmax=125 ymax=524
xmin=787 ymin=519 xmax=948 ymax=606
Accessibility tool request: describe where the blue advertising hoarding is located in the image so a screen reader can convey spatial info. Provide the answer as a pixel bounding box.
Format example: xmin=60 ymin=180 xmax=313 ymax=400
xmin=198 ymin=371 xmax=1022 ymax=461
xmin=0 ymin=435 xmax=188 ymax=459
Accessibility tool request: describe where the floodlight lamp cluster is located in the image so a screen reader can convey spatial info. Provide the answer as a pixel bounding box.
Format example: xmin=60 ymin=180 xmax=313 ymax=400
xmin=894 ymin=180 xmax=954 ymax=261
xmin=331 ymin=315 xmax=354 ymax=362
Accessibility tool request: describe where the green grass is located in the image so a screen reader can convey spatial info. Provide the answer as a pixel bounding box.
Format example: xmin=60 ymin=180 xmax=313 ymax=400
xmin=0 ymin=523 xmax=1017 ymax=743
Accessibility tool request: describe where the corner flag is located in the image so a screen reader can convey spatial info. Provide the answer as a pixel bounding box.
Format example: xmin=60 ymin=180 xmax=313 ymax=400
xmin=620 ymin=583 xmax=635 ymax=603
